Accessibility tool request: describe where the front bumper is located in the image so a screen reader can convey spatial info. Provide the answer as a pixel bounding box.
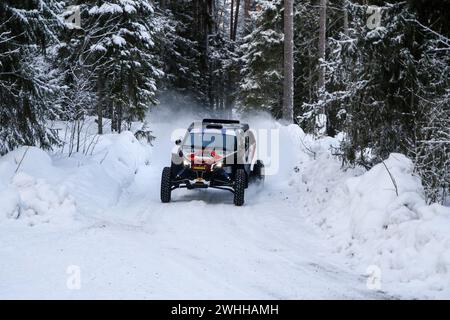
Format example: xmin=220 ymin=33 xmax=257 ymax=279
xmin=171 ymin=166 xmax=235 ymax=192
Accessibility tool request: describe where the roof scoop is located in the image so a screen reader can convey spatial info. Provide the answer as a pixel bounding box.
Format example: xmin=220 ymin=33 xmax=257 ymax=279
xmin=202 ymin=119 xmax=240 ymax=125
xmin=205 ymin=124 xmax=223 ymax=129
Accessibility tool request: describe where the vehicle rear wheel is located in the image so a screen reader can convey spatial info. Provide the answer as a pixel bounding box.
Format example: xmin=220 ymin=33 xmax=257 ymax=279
xmin=252 ymin=160 xmax=265 ymax=183
xmin=161 ymin=167 xmax=172 ymax=203
xmin=253 ymin=160 xmax=264 ymax=180
xmin=234 ymin=169 xmax=246 ymax=206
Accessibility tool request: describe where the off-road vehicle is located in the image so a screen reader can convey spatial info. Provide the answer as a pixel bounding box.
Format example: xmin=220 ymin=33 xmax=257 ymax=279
xmin=160 ymin=119 xmax=264 ymax=206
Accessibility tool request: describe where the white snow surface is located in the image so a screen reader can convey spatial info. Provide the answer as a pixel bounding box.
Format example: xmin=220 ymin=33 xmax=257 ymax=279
xmin=0 ymin=107 xmax=449 ymax=299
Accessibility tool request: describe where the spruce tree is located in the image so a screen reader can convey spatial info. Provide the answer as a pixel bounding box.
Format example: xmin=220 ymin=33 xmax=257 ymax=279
xmin=238 ymin=0 xmax=284 ymax=117
xmin=0 ymin=0 xmax=65 ymax=155
xmin=59 ymin=0 xmax=162 ymax=133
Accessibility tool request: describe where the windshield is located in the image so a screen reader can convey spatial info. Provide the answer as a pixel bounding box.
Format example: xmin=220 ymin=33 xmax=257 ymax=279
xmin=183 ymin=132 xmax=236 ymax=152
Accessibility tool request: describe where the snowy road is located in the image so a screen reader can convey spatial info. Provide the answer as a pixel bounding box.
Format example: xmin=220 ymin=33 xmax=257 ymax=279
xmin=0 ymin=109 xmax=388 ymax=299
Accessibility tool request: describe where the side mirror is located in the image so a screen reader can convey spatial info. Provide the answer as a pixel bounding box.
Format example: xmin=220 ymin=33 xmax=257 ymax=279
xmin=175 ymin=139 xmax=182 ymax=146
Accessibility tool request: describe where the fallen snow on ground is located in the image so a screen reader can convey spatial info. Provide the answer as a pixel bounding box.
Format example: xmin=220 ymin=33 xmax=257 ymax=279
xmin=0 ymin=107 xmax=448 ymax=299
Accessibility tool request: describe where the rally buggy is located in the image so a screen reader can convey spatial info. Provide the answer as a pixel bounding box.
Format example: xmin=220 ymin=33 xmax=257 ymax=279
xmin=160 ymin=119 xmax=264 ymax=206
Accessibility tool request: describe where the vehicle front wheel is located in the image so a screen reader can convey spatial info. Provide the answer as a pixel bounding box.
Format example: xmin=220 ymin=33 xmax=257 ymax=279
xmin=234 ymin=169 xmax=246 ymax=206
xmin=161 ymin=167 xmax=172 ymax=203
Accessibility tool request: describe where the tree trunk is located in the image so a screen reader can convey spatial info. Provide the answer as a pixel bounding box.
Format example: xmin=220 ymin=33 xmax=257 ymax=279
xmin=318 ymin=0 xmax=334 ymax=136
xmin=343 ymin=0 xmax=349 ymax=36
xmin=117 ymin=104 xmax=123 ymax=133
xmin=318 ymin=0 xmax=327 ymax=92
xmin=194 ymin=0 xmax=200 ymax=35
xmin=282 ymin=0 xmax=294 ymax=123
xmin=220 ymin=71 xmax=224 ymax=111
xmin=97 ymin=76 xmax=104 ymax=135
xmin=76 ymin=120 xmax=81 ymax=153
xmin=110 ymin=101 xmax=115 ymax=132
xmin=232 ymin=0 xmax=241 ymax=40
xmin=308 ymin=47 xmax=312 ymax=102
xmin=230 ymin=0 xmax=235 ymax=40
xmin=219 ymin=0 xmax=226 ymax=33
xmin=244 ymin=0 xmax=251 ymax=19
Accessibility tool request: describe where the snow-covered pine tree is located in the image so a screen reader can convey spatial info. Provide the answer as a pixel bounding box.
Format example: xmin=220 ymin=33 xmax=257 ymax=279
xmin=294 ymin=0 xmax=321 ymax=132
xmin=412 ymin=29 xmax=450 ymax=204
xmin=156 ymin=0 xmax=229 ymax=112
xmin=92 ymin=0 xmax=163 ymax=132
xmin=324 ymin=1 xmax=449 ymax=202
xmin=59 ymin=0 xmax=163 ymax=134
xmin=238 ymin=0 xmax=284 ymax=117
xmin=295 ymin=0 xmax=350 ymax=135
xmin=414 ymin=89 xmax=450 ymax=204
xmin=324 ymin=2 xmax=421 ymax=166
xmin=208 ymin=32 xmax=239 ymax=116
xmin=0 ymin=0 xmax=65 ymax=155
xmin=56 ymin=3 xmax=96 ymax=149
xmin=155 ymin=0 xmax=206 ymax=108
xmin=210 ymin=1 xmax=241 ymax=116
xmin=282 ymin=0 xmax=294 ymax=123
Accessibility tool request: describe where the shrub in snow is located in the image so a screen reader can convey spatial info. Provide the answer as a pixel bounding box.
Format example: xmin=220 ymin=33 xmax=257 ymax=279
xmin=134 ymin=122 xmax=156 ymax=146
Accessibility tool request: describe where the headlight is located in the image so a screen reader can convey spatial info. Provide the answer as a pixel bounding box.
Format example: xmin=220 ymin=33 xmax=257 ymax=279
xmin=213 ymin=161 xmax=223 ymax=169
xmin=183 ymin=159 xmax=191 ymax=167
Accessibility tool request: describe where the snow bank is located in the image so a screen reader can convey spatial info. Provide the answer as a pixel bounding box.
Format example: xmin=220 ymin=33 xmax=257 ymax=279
xmin=0 ymin=132 xmax=152 ymax=225
xmin=62 ymin=131 xmax=152 ymax=214
xmin=339 ymin=154 xmax=450 ymax=297
xmin=286 ymin=122 xmax=450 ymax=298
xmin=0 ymin=147 xmax=75 ymax=225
